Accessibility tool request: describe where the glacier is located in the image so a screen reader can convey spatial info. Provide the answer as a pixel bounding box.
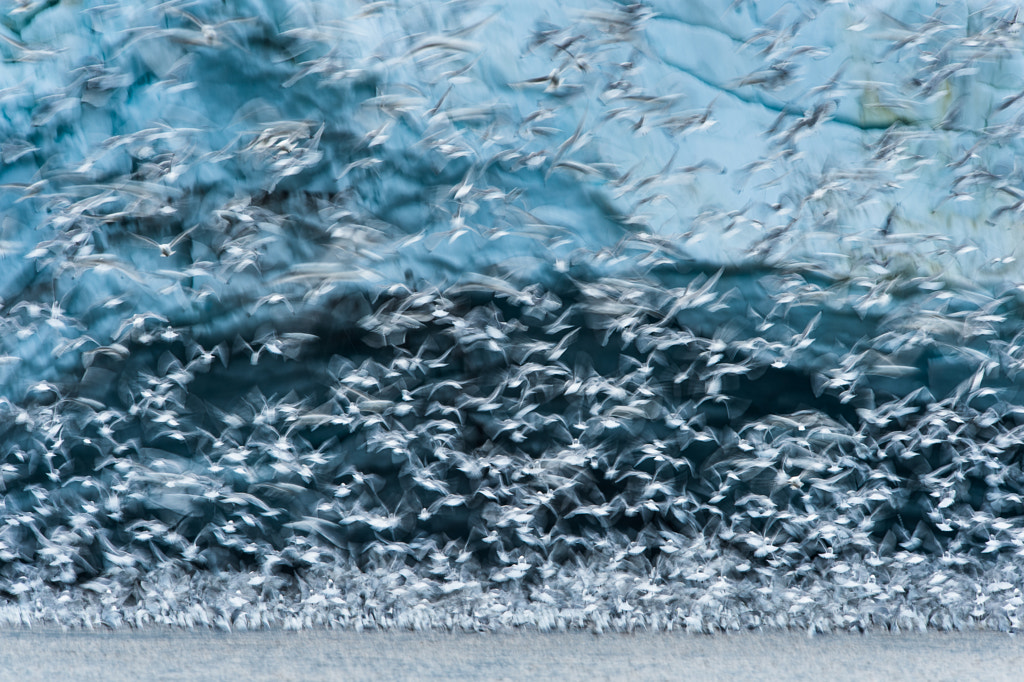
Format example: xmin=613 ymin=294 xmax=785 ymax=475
xmin=1 ymin=0 xmax=1024 ymax=632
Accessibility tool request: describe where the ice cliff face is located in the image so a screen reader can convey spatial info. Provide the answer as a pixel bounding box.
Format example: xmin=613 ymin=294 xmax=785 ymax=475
xmin=4 ymin=0 xmax=1024 ymax=394
xmin=2 ymin=0 xmax=1024 ymax=632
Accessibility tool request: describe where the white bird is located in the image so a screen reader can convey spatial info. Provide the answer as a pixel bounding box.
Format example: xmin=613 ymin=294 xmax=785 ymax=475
xmin=129 ymin=224 xmax=198 ymax=257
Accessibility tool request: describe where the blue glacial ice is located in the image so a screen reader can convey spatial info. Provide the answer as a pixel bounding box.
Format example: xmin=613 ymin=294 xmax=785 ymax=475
xmin=1 ymin=0 xmax=1024 ymax=632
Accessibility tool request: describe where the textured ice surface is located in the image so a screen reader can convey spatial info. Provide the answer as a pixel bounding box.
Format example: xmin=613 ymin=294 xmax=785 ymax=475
xmin=2 ymin=0 xmax=1024 ymax=632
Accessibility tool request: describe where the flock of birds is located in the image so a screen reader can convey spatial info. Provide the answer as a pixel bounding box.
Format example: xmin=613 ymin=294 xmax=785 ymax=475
xmin=1 ymin=0 xmax=1024 ymax=632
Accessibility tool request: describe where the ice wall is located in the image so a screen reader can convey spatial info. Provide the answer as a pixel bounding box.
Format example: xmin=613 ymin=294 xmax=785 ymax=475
xmin=2 ymin=0 xmax=1024 ymax=631
xmin=3 ymin=0 xmax=1024 ymax=393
